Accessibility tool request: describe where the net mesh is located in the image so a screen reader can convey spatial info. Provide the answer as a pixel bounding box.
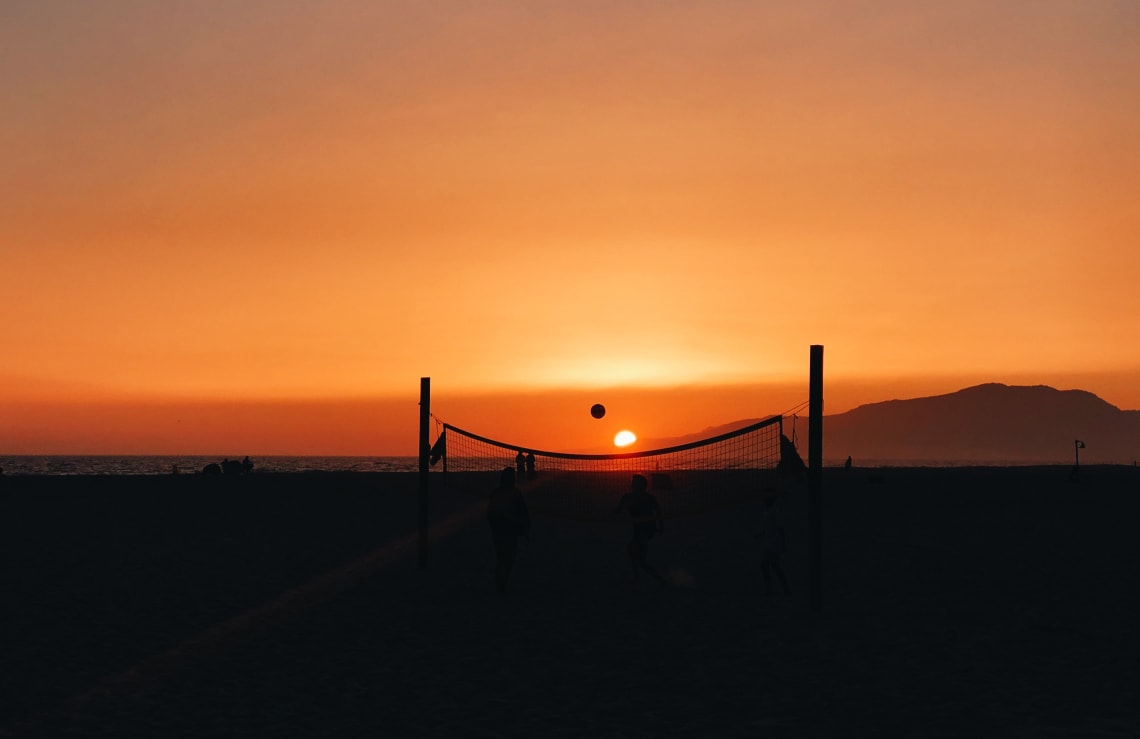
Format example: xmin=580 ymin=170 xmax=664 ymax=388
xmin=433 ymin=416 xmax=786 ymax=521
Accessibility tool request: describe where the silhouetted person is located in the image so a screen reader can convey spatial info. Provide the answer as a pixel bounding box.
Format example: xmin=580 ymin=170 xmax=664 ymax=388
xmin=221 ymin=458 xmax=244 ymax=475
xmin=844 ymin=455 xmax=852 ymax=470
xmin=487 ymin=466 xmax=531 ymax=596
xmin=241 ymin=456 xmax=254 ymax=474
xmin=515 ymin=450 xmax=525 ymax=480
xmin=757 ymin=493 xmax=791 ymax=596
xmin=614 ymin=474 xmax=666 ymax=587
xmin=525 ymin=451 xmax=536 ymax=479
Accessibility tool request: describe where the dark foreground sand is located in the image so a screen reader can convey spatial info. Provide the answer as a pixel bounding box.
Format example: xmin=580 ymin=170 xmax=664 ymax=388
xmin=2 ymin=466 xmax=1138 ymax=738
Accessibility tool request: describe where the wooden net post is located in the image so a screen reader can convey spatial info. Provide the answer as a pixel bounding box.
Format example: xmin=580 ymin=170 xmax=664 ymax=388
xmin=419 ymin=377 xmax=430 ymax=569
xmin=808 ymin=345 xmax=824 ymax=610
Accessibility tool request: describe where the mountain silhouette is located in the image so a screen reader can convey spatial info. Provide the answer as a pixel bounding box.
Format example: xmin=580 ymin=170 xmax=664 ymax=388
xmin=824 ymin=383 xmax=1140 ymax=464
xmin=644 ymin=384 xmax=1140 ymax=464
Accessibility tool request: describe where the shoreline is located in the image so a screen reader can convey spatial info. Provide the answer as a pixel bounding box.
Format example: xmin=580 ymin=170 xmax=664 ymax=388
xmin=1 ymin=461 xmax=1136 ymax=478
xmin=4 ymin=454 xmax=1134 ymax=477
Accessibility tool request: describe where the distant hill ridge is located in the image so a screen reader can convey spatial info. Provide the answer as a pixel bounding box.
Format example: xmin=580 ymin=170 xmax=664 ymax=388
xmin=644 ymin=384 xmax=1140 ymax=464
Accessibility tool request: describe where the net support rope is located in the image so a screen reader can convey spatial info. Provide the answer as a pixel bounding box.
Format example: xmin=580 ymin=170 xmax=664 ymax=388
xmin=431 ymin=416 xmax=792 ymax=522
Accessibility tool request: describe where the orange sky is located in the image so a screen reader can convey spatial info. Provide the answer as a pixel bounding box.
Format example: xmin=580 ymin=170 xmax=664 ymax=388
xmin=3 ymin=2 xmax=1138 ymax=455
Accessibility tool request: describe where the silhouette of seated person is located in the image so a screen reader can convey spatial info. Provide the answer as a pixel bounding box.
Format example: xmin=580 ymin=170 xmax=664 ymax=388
xmin=221 ymin=458 xmax=244 ymax=475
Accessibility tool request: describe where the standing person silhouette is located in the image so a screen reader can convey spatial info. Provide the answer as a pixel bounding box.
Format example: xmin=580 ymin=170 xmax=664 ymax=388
xmin=614 ymin=474 xmax=667 ymax=587
xmin=487 ymin=467 xmax=531 ymax=596
xmin=757 ymin=493 xmax=792 ymax=596
xmin=515 ymin=450 xmax=526 ymax=480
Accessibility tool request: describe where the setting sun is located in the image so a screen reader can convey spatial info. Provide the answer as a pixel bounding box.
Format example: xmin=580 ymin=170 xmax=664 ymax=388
xmin=613 ymin=430 xmax=637 ymax=447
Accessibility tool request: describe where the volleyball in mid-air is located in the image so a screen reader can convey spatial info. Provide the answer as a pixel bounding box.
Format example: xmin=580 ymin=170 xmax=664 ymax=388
xmin=590 ymin=403 xmax=606 ymax=419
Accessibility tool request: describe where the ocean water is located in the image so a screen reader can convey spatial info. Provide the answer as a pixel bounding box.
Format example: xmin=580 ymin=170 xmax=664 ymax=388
xmin=0 ymin=455 xmax=1068 ymax=476
xmin=0 ymin=456 xmax=422 ymax=476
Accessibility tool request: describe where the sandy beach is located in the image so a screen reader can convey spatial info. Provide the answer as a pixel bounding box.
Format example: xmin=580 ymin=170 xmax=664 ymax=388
xmin=2 ymin=466 xmax=1138 ymax=737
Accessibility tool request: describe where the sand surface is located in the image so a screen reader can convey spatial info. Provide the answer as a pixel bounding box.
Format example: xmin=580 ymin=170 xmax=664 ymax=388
xmin=2 ymin=466 xmax=1138 ymax=737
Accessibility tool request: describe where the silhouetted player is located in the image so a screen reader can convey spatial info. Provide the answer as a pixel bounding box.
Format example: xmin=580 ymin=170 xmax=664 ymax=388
xmin=487 ymin=466 xmax=531 ymax=596
xmin=757 ymin=493 xmax=791 ymax=596
xmin=614 ymin=474 xmax=666 ymax=586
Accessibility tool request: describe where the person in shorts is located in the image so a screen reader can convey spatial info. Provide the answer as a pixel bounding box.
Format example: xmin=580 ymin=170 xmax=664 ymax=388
xmin=614 ymin=474 xmax=666 ymax=587
xmin=487 ymin=466 xmax=531 ymax=595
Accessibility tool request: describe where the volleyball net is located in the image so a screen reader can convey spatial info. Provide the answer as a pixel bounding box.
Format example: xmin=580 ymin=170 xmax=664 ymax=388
xmin=430 ymin=415 xmax=793 ymax=522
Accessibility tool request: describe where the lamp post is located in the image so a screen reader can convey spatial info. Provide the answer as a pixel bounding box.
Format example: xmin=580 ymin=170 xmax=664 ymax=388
xmin=1071 ymin=439 xmax=1086 ymax=482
